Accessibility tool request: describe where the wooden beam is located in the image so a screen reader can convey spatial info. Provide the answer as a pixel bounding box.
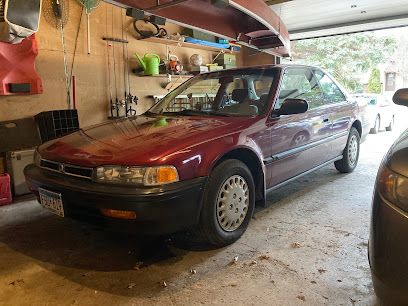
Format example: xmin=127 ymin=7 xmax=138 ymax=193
xmin=264 ymin=0 xmax=292 ymax=6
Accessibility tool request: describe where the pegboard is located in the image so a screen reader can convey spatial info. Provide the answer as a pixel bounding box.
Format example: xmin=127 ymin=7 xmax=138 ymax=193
xmin=0 ymin=35 xmax=43 ymax=95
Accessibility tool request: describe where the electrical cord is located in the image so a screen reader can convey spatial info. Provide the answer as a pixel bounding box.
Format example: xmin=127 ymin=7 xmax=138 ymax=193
xmin=133 ymin=19 xmax=167 ymax=38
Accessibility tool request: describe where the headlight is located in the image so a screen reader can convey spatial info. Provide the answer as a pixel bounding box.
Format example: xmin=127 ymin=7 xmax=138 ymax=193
xmin=95 ymin=165 xmax=179 ymax=186
xmin=34 ymin=150 xmax=41 ymax=166
xmin=378 ymin=166 xmax=408 ymax=211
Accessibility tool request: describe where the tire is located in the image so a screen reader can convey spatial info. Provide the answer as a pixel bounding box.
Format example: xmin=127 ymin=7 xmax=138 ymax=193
xmin=196 ymin=159 xmax=255 ymax=247
xmin=335 ymin=127 xmax=360 ymax=173
xmin=370 ymin=116 xmax=380 ymax=134
xmin=385 ymin=116 xmax=394 ymax=132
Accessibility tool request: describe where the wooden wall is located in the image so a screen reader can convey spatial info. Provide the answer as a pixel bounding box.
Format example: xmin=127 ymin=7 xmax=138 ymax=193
xmin=0 ymin=0 xmax=274 ymax=128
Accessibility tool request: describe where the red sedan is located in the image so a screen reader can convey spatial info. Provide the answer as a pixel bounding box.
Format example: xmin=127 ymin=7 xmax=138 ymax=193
xmin=25 ymin=65 xmax=366 ymax=247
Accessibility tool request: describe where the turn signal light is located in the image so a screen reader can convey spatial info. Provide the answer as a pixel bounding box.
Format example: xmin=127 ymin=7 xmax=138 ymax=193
xmin=144 ymin=166 xmax=179 ymax=186
xmin=100 ymin=208 xmax=137 ymax=220
xmin=157 ymin=166 xmax=178 ymax=183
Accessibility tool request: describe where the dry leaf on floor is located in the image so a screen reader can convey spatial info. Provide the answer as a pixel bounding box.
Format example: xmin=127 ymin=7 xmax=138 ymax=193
xmin=229 ymin=256 xmax=239 ymax=265
xmin=160 ymin=280 xmax=167 ymax=288
xmin=291 ymin=242 xmax=301 ymax=248
xmin=127 ymin=283 xmax=136 ymax=289
xmin=8 ymin=279 xmax=24 ymax=286
xmin=259 ymin=255 xmax=270 ymax=260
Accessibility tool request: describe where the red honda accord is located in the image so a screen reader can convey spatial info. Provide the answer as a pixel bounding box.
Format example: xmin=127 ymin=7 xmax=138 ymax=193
xmin=25 ymin=65 xmax=365 ymax=246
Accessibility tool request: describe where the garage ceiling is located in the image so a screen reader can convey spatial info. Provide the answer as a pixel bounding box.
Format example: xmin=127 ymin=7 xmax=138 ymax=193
xmin=269 ymin=0 xmax=408 ymax=40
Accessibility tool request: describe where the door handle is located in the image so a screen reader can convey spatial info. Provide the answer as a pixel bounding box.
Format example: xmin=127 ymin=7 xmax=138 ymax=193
xmin=323 ymin=118 xmax=329 ymax=123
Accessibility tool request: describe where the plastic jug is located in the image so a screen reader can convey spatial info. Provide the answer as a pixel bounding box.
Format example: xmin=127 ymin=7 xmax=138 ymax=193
xmin=135 ymin=53 xmax=161 ymax=75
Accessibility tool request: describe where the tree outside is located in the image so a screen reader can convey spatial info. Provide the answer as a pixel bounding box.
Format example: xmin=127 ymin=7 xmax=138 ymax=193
xmin=285 ymin=33 xmax=397 ymax=93
xmin=367 ymin=68 xmax=381 ymax=94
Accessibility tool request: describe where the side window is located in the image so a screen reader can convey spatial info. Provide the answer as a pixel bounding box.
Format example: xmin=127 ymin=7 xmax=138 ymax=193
xmin=277 ymin=68 xmax=324 ymax=110
xmin=314 ymin=70 xmax=346 ymax=103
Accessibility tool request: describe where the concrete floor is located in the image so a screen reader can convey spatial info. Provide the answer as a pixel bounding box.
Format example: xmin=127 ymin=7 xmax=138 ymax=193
xmin=1 ymin=120 xmax=405 ymax=306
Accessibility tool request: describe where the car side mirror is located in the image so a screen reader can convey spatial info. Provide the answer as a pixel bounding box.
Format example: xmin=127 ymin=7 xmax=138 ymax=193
xmin=393 ymin=89 xmax=408 ymax=107
xmin=277 ymin=99 xmax=308 ymax=116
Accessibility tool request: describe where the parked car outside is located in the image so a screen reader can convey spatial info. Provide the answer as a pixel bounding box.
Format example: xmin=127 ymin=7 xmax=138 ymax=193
xmin=369 ymin=88 xmax=408 ymax=305
xmin=352 ymin=94 xmax=395 ymax=134
xmin=25 ymin=65 xmax=366 ymax=247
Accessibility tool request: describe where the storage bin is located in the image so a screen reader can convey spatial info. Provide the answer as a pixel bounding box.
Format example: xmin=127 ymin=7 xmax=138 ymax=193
xmin=0 ymin=118 xmax=41 ymax=153
xmin=0 ymin=173 xmax=12 ymax=206
xmin=34 ymin=109 xmax=79 ymax=143
xmin=7 ymin=149 xmax=35 ymax=196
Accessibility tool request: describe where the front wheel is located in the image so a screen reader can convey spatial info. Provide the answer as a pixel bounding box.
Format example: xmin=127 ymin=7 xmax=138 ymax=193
xmin=335 ymin=127 xmax=360 ymax=173
xmin=196 ymin=159 xmax=255 ymax=247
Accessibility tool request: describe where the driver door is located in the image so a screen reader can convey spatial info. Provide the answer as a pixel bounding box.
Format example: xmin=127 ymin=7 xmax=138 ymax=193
xmin=266 ymin=67 xmax=332 ymax=188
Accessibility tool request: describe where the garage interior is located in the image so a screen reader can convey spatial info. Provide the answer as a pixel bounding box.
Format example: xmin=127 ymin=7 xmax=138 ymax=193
xmin=1 ymin=0 xmax=408 ymax=305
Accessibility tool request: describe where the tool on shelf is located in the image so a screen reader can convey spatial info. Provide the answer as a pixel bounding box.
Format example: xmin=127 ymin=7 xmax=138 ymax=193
xmin=127 ymin=8 xmax=167 ymax=39
xmin=168 ymin=54 xmax=183 ymax=74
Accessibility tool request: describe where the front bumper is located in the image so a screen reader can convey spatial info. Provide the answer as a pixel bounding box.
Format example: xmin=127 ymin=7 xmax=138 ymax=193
xmin=369 ymin=190 xmax=408 ymax=304
xmin=24 ymin=164 xmax=207 ymax=235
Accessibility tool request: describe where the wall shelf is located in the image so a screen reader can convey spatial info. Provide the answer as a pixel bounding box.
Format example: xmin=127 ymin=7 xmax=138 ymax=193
xmin=142 ymin=37 xmax=240 ymax=54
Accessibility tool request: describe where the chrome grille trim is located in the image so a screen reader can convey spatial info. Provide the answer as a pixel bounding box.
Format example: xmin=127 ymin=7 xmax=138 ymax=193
xmin=39 ymin=159 xmax=94 ymax=180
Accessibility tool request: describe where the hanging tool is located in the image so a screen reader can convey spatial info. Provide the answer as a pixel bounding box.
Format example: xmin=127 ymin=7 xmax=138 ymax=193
xmin=76 ymin=0 xmax=101 ymax=54
xmin=105 ymin=7 xmax=114 ymax=117
xmin=51 ymin=0 xmax=71 ymax=108
xmin=121 ymin=10 xmax=128 ymax=117
xmin=68 ymin=7 xmax=84 ymax=109
xmin=111 ymin=7 xmax=119 ymax=117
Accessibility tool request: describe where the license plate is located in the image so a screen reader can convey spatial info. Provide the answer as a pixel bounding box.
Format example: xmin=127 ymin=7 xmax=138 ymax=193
xmin=38 ymin=188 xmax=65 ymax=217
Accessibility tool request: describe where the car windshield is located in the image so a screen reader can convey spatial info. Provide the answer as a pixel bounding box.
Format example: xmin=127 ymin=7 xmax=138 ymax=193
xmin=148 ymin=68 xmax=277 ymax=117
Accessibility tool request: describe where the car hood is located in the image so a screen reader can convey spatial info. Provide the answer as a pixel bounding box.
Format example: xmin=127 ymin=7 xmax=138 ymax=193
xmin=387 ymin=129 xmax=408 ymax=177
xmin=38 ymin=115 xmax=247 ymax=167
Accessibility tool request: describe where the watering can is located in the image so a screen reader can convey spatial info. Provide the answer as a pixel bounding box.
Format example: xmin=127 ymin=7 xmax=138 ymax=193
xmin=135 ymin=53 xmax=161 ymax=75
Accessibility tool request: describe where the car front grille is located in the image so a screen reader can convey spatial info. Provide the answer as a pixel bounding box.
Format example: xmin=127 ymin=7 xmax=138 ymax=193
xmin=40 ymin=159 xmax=94 ymax=180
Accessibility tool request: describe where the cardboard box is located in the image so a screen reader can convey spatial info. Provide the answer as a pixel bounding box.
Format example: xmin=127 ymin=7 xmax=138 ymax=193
xmin=208 ymin=65 xmax=223 ymax=72
xmin=188 ymin=66 xmax=209 ymax=74
xmin=215 ymin=53 xmax=237 ymax=66
xmin=182 ymin=29 xmax=216 ymax=42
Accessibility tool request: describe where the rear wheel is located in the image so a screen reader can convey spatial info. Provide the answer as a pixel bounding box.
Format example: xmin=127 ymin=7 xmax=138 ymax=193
xmin=335 ymin=127 xmax=360 ymax=173
xmin=196 ymin=159 xmax=255 ymax=247
xmin=370 ymin=116 xmax=380 ymax=134
xmin=385 ymin=116 xmax=394 ymax=131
